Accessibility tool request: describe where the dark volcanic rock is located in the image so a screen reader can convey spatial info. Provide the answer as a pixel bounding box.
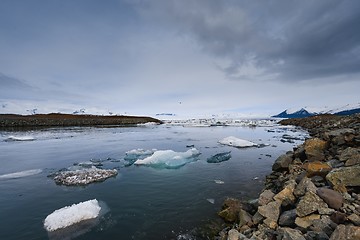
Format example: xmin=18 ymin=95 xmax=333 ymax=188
xmin=279 ymin=209 xmax=297 ymax=227
xmin=272 ymin=153 xmax=293 ymax=171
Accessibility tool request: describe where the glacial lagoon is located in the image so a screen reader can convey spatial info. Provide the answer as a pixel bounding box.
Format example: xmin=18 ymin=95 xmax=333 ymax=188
xmin=0 ymin=120 xmax=307 ymax=239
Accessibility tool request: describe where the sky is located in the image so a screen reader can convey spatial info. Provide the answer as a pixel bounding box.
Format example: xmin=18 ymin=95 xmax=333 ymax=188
xmin=0 ymin=0 xmax=359 ymax=117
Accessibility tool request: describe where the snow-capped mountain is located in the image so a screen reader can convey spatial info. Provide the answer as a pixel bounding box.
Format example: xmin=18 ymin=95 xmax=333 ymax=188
xmin=273 ymin=103 xmax=360 ymax=118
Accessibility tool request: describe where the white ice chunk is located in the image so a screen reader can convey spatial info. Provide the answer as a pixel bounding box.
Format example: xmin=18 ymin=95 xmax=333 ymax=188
xmin=6 ymin=135 xmax=35 ymax=141
xmin=134 ymin=148 xmax=200 ymax=168
xmin=206 ymin=198 xmax=215 ymax=204
xmin=44 ymin=199 xmax=101 ymax=232
xmin=0 ymin=169 xmax=42 ymax=179
xmin=219 ymin=136 xmax=258 ymax=148
xmin=214 ymin=179 xmax=225 ymax=184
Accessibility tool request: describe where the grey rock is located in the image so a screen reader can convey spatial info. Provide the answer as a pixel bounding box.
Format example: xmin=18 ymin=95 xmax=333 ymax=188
xmin=277 ymin=227 xmax=306 ymax=240
xmin=252 ymin=211 xmax=264 ymax=225
xmin=348 ymin=213 xmax=360 ymax=226
xmin=310 ymin=215 xmax=336 ymax=237
xmin=239 ymin=209 xmax=253 ymax=227
xmin=304 ymin=231 xmax=330 ymax=240
xmin=296 ymin=191 xmax=328 ymax=217
xmin=326 ymin=165 xmax=360 ymax=187
xmin=329 ymin=224 xmax=360 ymax=240
xmin=294 ymin=177 xmax=317 ymax=198
xmin=279 ymin=209 xmax=297 ymax=227
xmin=258 ymin=200 xmax=281 ymax=229
xmin=295 ymin=214 xmax=321 ymax=229
xmin=339 ymin=147 xmax=360 ymax=166
xmin=258 ymin=190 xmax=275 ymax=206
xmin=272 ymin=153 xmax=293 ymax=172
xmin=227 ymin=229 xmax=248 ymax=240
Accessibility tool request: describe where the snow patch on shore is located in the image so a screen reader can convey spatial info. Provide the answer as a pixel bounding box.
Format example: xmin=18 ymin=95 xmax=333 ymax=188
xmin=6 ymin=135 xmax=35 ymax=141
xmin=44 ymin=199 xmax=101 ymax=232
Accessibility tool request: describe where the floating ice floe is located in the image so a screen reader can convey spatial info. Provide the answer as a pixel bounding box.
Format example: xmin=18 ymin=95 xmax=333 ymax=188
xmin=124 ymin=148 xmax=157 ymax=165
xmin=207 ymin=151 xmax=232 ymax=163
xmin=52 ymin=167 xmax=117 ymax=186
xmin=219 ymin=136 xmax=258 ymax=148
xmin=0 ymin=169 xmax=42 ymax=179
xmin=134 ymin=148 xmax=201 ymax=169
xmin=206 ymin=198 xmax=215 ymax=204
xmin=6 ymin=135 xmax=35 ymax=141
xmin=44 ymin=199 xmax=101 ymax=232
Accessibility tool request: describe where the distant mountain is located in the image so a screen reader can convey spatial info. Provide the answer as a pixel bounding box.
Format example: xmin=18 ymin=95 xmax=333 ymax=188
xmin=273 ymin=103 xmax=360 ymax=118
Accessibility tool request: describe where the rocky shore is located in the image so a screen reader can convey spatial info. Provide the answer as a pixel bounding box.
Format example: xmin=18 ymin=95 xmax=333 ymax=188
xmin=0 ymin=113 xmax=162 ymax=128
xmin=216 ymin=114 xmax=360 ymax=240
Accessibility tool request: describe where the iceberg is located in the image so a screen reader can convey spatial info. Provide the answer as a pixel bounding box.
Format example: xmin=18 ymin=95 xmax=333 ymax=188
xmin=207 ymin=151 xmax=232 ymax=163
xmin=134 ymin=148 xmax=201 ymax=169
xmin=124 ymin=148 xmax=156 ymax=165
xmin=0 ymin=169 xmax=42 ymax=179
xmin=219 ymin=136 xmax=258 ymax=148
xmin=52 ymin=167 xmax=117 ymax=186
xmin=44 ymin=199 xmax=101 ymax=232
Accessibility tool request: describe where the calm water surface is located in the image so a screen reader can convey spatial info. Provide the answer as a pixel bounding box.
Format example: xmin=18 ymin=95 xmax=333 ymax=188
xmin=0 ymin=123 xmax=307 ymax=240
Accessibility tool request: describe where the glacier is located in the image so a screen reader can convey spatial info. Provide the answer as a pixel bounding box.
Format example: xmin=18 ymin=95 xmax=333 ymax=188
xmin=218 ymin=136 xmax=258 ymax=148
xmin=44 ymin=199 xmax=101 ymax=232
xmin=134 ymin=148 xmax=201 ymax=169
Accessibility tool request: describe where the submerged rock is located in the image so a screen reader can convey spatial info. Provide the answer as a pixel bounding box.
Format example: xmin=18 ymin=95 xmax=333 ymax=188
xmin=53 ymin=167 xmax=117 ymax=186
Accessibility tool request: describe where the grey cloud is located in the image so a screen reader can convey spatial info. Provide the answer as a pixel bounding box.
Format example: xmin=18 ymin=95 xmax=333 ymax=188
xmin=134 ymin=0 xmax=360 ymax=82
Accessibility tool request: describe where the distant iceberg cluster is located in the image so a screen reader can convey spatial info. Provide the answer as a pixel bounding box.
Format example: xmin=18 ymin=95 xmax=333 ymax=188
xmin=134 ymin=148 xmax=201 ymax=169
xmin=52 ymin=167 xmax=117 ymax=186
xmin=44 ymin=199 xmax=101 ymax=232
xmin=163 ymin=118 xmax=277 ymax=127
xmin=219 ymin=136 xmax=258 ymax=148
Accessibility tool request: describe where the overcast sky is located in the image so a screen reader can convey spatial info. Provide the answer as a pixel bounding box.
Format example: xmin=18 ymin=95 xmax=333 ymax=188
xmin=0 ymin=0 xmax=359 ymax=117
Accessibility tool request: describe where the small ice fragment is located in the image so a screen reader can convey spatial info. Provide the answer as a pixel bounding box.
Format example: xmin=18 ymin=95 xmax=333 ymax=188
xmin=206 ymin=199 xmax=215 ymax=204
xmin=207 ymin=151 xmax=231 ymax=163
xmin=44 ymin=199 xmax=101 ymax=232
xmin=253 ymin=177 xmax=259 ymax=180
xmin=218 ymin=136 xmax=257 ymax=148
xmin=214 ymin=180 xmax=225 ymax=184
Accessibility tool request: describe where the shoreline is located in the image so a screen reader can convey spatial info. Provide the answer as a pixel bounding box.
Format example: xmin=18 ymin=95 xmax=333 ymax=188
xmin=216 ymin=114 xmax=360 ymax=239
xmin=0 ymin=113 xmax=162 ymax=129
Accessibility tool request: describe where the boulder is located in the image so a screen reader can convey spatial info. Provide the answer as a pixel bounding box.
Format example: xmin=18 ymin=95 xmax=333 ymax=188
xmin=329 ymin=224 xmax=360 ymax=240
xmin=295 ymin=214 xmax=320 ymax=229
xmin=258 ymin=200 xmax=281 ymax=229
xmin=273 ymin=180 xmax=297 ymax=206
xmin=279 ymin=209 xmax=297 ymax=227
xmin=304 ymin=138 xmax=327 ymax=161
xmin=258 ymin=190 xmax=275 ymax=206
xmin=316 ymin=187 xmax=344 ymax=210
xmin=303 ymin=161 xmax=332 ymax=178
xmin=238 ymin=209 xmax=253 ymax=227
xmin=296 ymin=191 xmax=328 ymax=217
xmin=227 ymin=229 xmax=247 ymax=240
xmin=272 ymin=153 xmax=293 ymax=171
xmin=326 ymin=165 xmax=360 ymax=188
xmin=277 ymin=227 xmax=306 ymax=240
xmin=294 ymin=177 xmax=317 ymax=197
xmin=348 ymin=213 xmax=360 ymax=226
xmin=310 ymin=215 xmax=336 ymax=237
xmin=339 ymin=147 xmax=360 ymax=166
xmin=218 ymin=198 xmax=242 ymax=223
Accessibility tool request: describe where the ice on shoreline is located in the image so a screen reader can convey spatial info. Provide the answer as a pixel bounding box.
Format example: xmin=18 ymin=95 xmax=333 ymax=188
xmin=52 ymin=167 xmax=117 ymax=186
xmin=219 ymin=136 xmax=258 ymax=148
xmin=134 ymin=148 xmax=201 ymax=168
xmin=0 ymin=169 xmax=42 ymax=179
xmin=44 ymin=199 xmax=101 ymax=232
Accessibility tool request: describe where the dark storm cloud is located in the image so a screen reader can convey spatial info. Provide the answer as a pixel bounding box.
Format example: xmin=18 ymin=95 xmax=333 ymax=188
xmin=135 ymin=0 xmax=360 ymax=82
